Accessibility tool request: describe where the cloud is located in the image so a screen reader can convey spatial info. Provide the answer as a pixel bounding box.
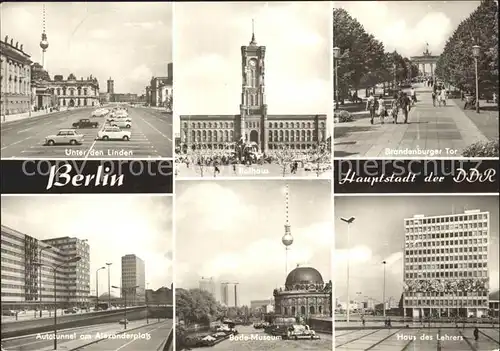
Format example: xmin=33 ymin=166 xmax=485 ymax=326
xmin=124 ymin=21 xmax=163 ymax=29
xmin=89 ymin=29 xmax=112 ymax=40
xmin=128 ymin=64 xmax=153 ymax=82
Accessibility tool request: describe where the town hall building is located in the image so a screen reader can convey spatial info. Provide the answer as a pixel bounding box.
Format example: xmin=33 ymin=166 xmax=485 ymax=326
xmin=179 ymin=31 xmax=327 ymax=153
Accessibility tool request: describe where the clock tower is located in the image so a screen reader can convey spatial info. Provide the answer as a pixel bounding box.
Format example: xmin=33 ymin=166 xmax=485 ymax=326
xmin=240 ymin=21 xmax=268 ymax=153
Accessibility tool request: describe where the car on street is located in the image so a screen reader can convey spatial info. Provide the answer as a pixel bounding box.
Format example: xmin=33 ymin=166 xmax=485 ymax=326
xmin=2 ymin=310 xmax=16 ymax=316
xmin=110 ymin=119 xmax=132 ymax=128
xmin=119 ymin=319 xmax=129 ymax=325
xmin=286 ymin=324 xmax=320 ymax=340
xmin=96 ymin=126 xmax=131 ymax=141
xmin=63 ymin=308 xmax=78 ymax=314
xmin=91 ymin=108 xmax=109 ymax=117
xmin=72 ymin=118 xmax=99 ymax=129
xmin=45 ymin=129 xmax=84 ymax=146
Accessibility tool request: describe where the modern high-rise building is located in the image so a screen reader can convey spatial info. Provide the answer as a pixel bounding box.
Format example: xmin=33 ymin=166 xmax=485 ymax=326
xmin=121 ymin=254 xmax=146 ymax=305
xmin=221 ymin=283 xmax=229 ymax=306
xmin=199 ymin=277 xmax=215 ymax=297
xmin=403 ymin=210 xmax=490 ymax=319
xmin=1 ymin=225 xmax=90 ymax=309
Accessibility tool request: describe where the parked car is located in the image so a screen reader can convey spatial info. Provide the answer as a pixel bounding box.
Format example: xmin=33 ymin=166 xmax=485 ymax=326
xmin=119 ymin=319 xmax=129 ymax=325
xmin=97 ymin=126 xmax=131 ymax=141
xmin=72 ymin=119 xmax=98 ymax=129
xmin=110 ymin=119 xmax=132 ymax=129
xmin=45 ymin=129 xmax=84 ymax=146
xmin=2 ymin=310 xmax=16 ymax=316
xmin=286 ymin=325 xmax=320 ymax=340
xmin=91 ymin=108 xmax=109 ymax=117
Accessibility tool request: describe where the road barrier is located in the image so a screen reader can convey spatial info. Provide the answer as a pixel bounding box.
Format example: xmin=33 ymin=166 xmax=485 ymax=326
xmin=1 ymin=307 xmax=145 ymax=339
xmin=158 ymin=327 xmax=174 ymax=351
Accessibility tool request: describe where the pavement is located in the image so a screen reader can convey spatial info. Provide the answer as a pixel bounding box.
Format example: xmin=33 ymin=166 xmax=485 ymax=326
xmin=1 ymin=319 xmax=172 ymax=351
xmin=335 ymin=327 xmax=499 ymax=351
xmin=0 ymin=107 xmax=172 ymax=158
xmin=209 ymin=325 xmax=333 ymax=351
xmin=334 ymin=85 xmax=490 ymax=158
xmin=175 ymin=162 xmax=332 ymax=179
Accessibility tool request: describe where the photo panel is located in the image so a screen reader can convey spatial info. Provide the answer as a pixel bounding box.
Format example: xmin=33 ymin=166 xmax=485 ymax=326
xmin=333 ymin=1 xmax=499 ymax=158
xmin=1 ymin=2 xmax=173 ymax=159
xmin=175 ymin=180 xmax=333 ymax=350
xmin=334 ymin=195 xmax=499 ymax=350
xmin=0 ymin=195 xmax=174 ymax=351
xmin=173 ymin=1 xmax=333 ymax=178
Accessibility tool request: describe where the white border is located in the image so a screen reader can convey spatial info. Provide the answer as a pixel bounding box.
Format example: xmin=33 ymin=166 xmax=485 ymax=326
xmin=333 ymin=157 xmax=499 ymax=161
xmin=335 ymin=193 xmax=498 ymax=197
xmin=171 ymin=2 xmax=177 ymax=348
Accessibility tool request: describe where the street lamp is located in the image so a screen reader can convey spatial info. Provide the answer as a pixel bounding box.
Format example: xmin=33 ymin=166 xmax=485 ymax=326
xmin=112 ymin=285 xmax=139 ymax=330
xmin=96 ymin=267 xmax=106 ymax=308
xmin=382 ymin=261 xmax=387 ymax=319
xmin=106 ymin=263 xmax=112 ymax=309
xmin=34 ymin=256 xmax=81 ymax=351
xmin=341 ymin=216 xmax=355 ymax=323
xmin=333 ymin=47 xmax=341 ymax=110
xmin=146 ymin=282 xmax=150 ymax=324
xmin=39 ymin=245 xmax=53 ymax=318
xmin=472 ymin=45 xmax=480 ymax=113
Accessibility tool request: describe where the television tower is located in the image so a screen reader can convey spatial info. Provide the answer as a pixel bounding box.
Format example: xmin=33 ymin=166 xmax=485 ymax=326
xmin=281 ymin=184 xmax=293 ymax=276
xmin=39 ymin=4 xmax=49 ymax=68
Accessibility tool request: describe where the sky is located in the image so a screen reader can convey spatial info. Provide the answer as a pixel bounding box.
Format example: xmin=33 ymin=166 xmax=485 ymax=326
xmin=173 ymin=1 xmax=332 ymax=134
xmin=334 ymin=196 xmax=499 ymax=305
xmin=175 ymin=180 xmax=332 ymax=306
xmin=1 ymin=196 xmax=173 ymax=295
xmin=334 ymin=1 xmax=482 ymax=58
xmin=0 ymin=2 xmax=172 ymax=95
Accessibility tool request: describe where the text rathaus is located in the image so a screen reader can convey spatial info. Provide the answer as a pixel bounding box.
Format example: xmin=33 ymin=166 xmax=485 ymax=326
xmin=179 ymin=30 xmax=327 ymax=153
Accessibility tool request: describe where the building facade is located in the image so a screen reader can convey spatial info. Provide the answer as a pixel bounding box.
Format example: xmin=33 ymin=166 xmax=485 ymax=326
xmin=199 ymin=278 xmax=215 ymax=297
xmin=0 ymin=36 xmax=32 ymax=117
xmin=146 ymin=285 xmax=173 ymax=306
xmin=179 ymin=33 xmax=327 ymax=153
xmin=1 ymin=225 xmax=90 ymax=309
xmin=148 ymin=75 xmax=172 ymax=108
xmin=403 ymin=210 xmax=490 ymax=319
xmin=121 ymin=254 xmax=146 ymax=305
xmin=274 ymin=266 xmax=332 ymax=318
xmin=49 ymin=73 xmax=100 ymax=108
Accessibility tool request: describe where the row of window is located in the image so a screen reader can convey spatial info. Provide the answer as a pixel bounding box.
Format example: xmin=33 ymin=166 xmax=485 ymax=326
xmin=1 ymin=77 xmax=30 ymax=95
xmin=405 ymin=270 xmax=487 ymax=278
xmin=406 ymin=262 xmax=488 ymax=270
xmin=405 ymin=291 xmax=488 ymax=297
xmin=406 ymin=225 xmax=487 ymax=234
xmin=404 ymin=300 xmax=488 ymax=307
xmin=406 ymin=231 xmax=488 ymax=241
xmin=406 ymin=246 xmax=487 ymax=256
xmin=54 ymin=87 xmax=97 ymax=96
xmin=183 ymin=121 xmax=326 ymax=129
xmin=406 ymin=214 xmax=488 ymax=225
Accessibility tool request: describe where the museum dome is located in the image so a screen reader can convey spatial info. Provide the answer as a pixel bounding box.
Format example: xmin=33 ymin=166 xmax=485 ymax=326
xmin=285 ymin=266 xmax=324 ymax=289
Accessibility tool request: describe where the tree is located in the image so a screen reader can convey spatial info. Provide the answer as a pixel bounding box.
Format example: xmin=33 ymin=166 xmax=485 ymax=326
xmin=333 ymin=8 xmax=387 ymax=94
xmin=435 ymin=0 xmax=498 ymax=95
xmin=307 ymin=144 xmax=331 ymax=177
xmin=273 ymin=145 xmax=297 ymax=177
xmin=175 ymin=288 xmax=222 ymax=326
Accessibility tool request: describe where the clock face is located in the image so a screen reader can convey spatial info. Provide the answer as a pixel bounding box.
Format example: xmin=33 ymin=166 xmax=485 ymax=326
xmin=248 ymin=59 xmax=257 ymax=67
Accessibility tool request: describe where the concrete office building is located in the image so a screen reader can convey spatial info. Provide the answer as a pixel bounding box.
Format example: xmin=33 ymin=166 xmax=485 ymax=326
xmin=121 ymin=254 xmax=146 ymax=305
xmin=403 ymin=210 xmax=490 ymax=319
xmin=1 ymin=225 xmax=90 ymax=309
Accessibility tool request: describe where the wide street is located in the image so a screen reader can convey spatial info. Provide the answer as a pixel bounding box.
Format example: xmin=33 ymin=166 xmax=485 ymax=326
xmin=334 ymin=84 xmax=491 ymax=158
xmin=1 ymin=319 xmax=162 ymax=351
xmin=76 ymin=320 xmax=172 ymax=351
xmin=210 ymin=325 xmax=332 ymax=351
xmin=335 ymin=327 xmax=499 ymax=351
xmin=176 ymin=162 xmax=332 ymax=178
xmin=0 ymin=107 xmax=172 ymax=158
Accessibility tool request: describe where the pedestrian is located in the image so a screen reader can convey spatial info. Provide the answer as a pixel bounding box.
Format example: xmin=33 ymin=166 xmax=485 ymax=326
xmin=400 ymin=93 xmax=411 ymax=124
xmin=366 ymin=93 xmax=377 ymax=125
xmin=473 ymin=327 xmax=479 ymax=341
xmin=391 ymin=93 xmax=399 ymax=124
xmin=362 ymin=316 xmax=366 ymax=327
xmin=376 ymin=95 xmax=386 ymax=124
xmin=431 ymin=90 xmax=437 ymax=107
xmin=411 ymin=87 xmax=417 ymax=104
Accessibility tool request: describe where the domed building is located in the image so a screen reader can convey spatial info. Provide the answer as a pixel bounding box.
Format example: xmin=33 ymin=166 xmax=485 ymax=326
xmin=273 ymin=265 xmax=332 ymax=318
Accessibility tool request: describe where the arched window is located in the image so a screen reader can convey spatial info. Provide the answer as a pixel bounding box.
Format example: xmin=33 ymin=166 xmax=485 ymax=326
xmin=269 ymin=130 xmax=273 ymax=142
xmin=224 ymin=130 xmax=228 ymax=142
xmin=279 ymin=130 xmax=284 ymax=142
xmin=207 ymin=130 xmax=212 ymax=142
xmin=319 ymin=306 xmax=323 ymax=314
xmin=229 ymin=130 xmax=234 ymax=140
xmin=250 ymin=68 xmax=256 ymax=88
xmin=202 ymin=130 xmax=207 ymax=141
xmin=291 ymin=306 xmax=296 ymax=315
xmin=285 ymin=130 xmax=289 ymax=142
xmin=310 ymin=306 xmax=315 ymax=314
xmin=290 ymin=130 xmax=295 ymax=142
xmin=307 ymin=130 xmax=311 ymax=142
xmin=300 ymin=306 xmax=306 ymax=315
xmin=191 ymin=130 xmax=195 ymax=141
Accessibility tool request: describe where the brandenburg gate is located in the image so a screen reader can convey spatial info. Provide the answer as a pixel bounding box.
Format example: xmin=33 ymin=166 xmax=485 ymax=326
xmin=411 ymin=44 xmax=440 ymax=78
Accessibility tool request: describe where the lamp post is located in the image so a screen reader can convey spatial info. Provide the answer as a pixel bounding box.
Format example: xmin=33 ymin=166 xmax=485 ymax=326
xmin=472 ymin=45 xmax=480 ymax=113
xmin=341 ymin=216 xmax=355 ymax=323
xmin=146 ymin=282 xmax=150 ymax=324
xmin=112 ymin=285 xmax=139 ymax=330
xmin=333 ymin=47 xmax=340 ymax=110
xmin=105 ymin=263 xmax=112 ymax=309
xmin=39 ymin=245 xmax=53 ymax=318
xmin=382 ymin=261 xmax=387 ymax=319
xmin=96 ymin=267 xmax=106 ymax=308
xmin=34 ymin=256 xmax=81 ymax=350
